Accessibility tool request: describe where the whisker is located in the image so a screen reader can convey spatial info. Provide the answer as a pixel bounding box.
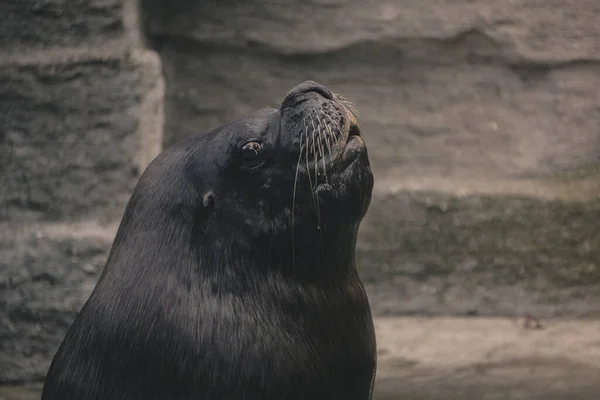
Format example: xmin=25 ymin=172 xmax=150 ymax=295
xmin=343 ymin=101 xmax=359 ymax=118
xmin=334 ymin=92 xmax=359 ymax=117
xmin=309 ymin=114 xmax=319 ymax=186
xmin=310 ymin=116 xmax=323 ymax=181
xmin=324 ymin=112 xmax=342 ymax=133
xmin=292 ymin=133 xmax=307 ymax=270
xmin=309 ymin=115 xmax=323 ymax=251
xmin=324 ymin=113 xmax=343 ymax=147
xmin=304 ymin=118 xmax=316 ymax=208
xmin=323 ymin=118 xmax=334 ymax=160
xmin=315 ymin=114 xmax=328 ymax=181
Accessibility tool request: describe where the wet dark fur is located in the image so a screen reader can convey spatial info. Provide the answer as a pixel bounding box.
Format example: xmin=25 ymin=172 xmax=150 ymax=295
xmin=42 ymin=81 xmax=376 ymax=400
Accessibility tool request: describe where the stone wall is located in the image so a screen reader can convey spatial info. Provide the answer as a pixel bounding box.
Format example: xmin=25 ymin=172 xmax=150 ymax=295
xmin=1 ymin=0 xmax=599 ymax=385
xmin=0 ymin=0 xmax=164 ymax=384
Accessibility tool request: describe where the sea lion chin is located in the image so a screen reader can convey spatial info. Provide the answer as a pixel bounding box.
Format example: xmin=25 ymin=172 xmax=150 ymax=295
xmin=41 ymin=81 xmax=377 ymax=400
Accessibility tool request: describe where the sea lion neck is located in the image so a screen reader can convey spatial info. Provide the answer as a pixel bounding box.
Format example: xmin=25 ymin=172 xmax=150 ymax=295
xmin=191 ymin=217 xmax=361 ymax=285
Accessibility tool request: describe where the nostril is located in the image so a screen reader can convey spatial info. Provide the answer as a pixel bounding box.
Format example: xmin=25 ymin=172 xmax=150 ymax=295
xmin=301 ymin=85 xmax=334 ymax=100
xmin=281 ymin=81 xmax=335 ymax=109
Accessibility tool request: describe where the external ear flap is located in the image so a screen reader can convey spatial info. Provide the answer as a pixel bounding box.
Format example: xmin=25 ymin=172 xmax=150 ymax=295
xmin=202 ymin=191 xmax=216 ymax=209
xmin=191 ymin=191 xmax=216 ymax=240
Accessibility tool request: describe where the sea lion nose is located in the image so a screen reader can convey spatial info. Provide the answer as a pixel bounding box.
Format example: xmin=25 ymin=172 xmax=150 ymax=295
xmin=281 ymin=80 xmax=334 ymax=108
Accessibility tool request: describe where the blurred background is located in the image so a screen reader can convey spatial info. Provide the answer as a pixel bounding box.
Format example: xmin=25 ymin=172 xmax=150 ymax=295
xmin=1 ymin=0 xmax=600 ymax=399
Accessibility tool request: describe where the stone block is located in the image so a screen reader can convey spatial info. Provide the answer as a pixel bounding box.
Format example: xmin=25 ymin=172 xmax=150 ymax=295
xmin=0 ymin=222 xmax=116 ymax=383
xmin=0 ymin=50 xmax=164 ymax=223
xmin=0 ymin=0 xmax=128 ymax=52
xmin=358 ymin=186 xmax=600 ymax=318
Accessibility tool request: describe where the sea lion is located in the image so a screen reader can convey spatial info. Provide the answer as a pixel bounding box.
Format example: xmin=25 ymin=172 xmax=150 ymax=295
xmin=41 ymin=81 xmax=376 ymax=400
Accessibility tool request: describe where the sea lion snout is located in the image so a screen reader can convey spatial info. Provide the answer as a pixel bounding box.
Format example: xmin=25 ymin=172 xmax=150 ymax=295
xmin=278 ymin=80 xmax=365 ymax=174
xmin=281 ymin=80 xmax=335 ymax=109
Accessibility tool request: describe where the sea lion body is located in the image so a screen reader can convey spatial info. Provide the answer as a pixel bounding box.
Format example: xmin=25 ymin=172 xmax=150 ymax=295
xmin=42 ymin=81 xmax=376 ymax=400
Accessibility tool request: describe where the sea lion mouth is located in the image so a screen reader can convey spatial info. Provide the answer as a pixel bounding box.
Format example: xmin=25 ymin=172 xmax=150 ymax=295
xmin=292 ymin=110 xmax=359 ymax=179
xmin=303 ymin=106 xmax=365 ymax=176
xmin=342 ymin=124 xmax=365 ymax=162
xmin=348 ymin=123 xmax=361 ymax=140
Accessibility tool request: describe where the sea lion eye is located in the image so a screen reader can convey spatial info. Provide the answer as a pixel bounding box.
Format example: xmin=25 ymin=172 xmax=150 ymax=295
xmin=241 ymin=141 xmax=263 ymax=166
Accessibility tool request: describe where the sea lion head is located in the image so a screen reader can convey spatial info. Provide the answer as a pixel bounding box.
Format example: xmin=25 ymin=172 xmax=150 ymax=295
xmin=109 ymin=80 xmax=373 ymax=281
